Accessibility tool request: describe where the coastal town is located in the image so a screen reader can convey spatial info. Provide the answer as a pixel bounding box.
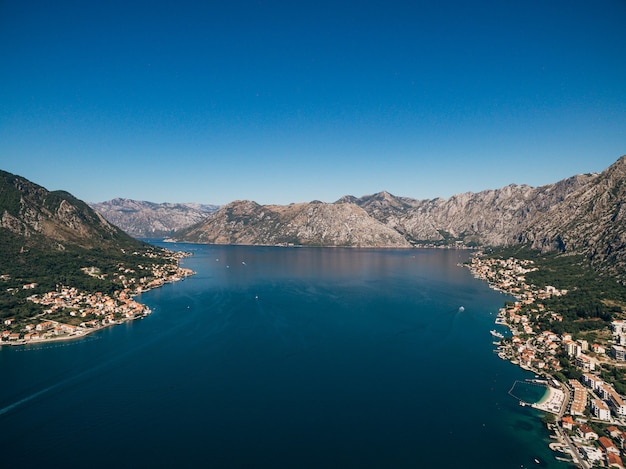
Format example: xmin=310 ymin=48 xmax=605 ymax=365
xmin=469 ymin=255 xmax=626 ymax=469
xmin=1 ymin=251 xmax=194 ymax=346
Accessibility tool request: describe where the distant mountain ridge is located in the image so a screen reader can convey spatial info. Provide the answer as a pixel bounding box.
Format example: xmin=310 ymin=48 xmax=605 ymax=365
xmin=90 ymin=198 xmax=218 ymax=238
xmin=173 ymin=156 xmax=626 ymax=277
xmin=175 ymin=200 xmax=411 ymax=248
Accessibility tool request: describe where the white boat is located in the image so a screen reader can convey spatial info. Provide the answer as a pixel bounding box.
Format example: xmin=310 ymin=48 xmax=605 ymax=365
xmin=490 ymin=329 xmax=504 ymax=339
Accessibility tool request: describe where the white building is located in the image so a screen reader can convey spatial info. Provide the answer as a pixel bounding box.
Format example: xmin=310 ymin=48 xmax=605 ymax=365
xmin=613 ymin=320 xmax=626 ymax=335
xmin=576 ymin=354 xmax=596 ymax=372
xmin=582 ymin=373 xmax=604 ymax=392
xmin=612 ymin=345 xmax=626 ymax=361
xmin=580 ymin=445 xmax=604 ymax=464
xmin=591 ymin=398 xmax=611 ymax=421
xmin=607 ymin=388 xmax=626 ymax=416
xmin=591 ymin=343 xmax=606 ymax=354
xmin=563 ymin=339 xmax=581 ymax=358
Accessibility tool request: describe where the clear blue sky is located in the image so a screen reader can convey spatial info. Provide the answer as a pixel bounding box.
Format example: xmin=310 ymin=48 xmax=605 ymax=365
xmin=1 ymin=0 xmax=625 ymax=205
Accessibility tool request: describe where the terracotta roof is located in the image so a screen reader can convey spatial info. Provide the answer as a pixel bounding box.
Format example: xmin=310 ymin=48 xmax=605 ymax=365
xmin=607 ymin=452 xmax=624 ymax=468
xmin=600 ymin=436 xmax=617 ymax=449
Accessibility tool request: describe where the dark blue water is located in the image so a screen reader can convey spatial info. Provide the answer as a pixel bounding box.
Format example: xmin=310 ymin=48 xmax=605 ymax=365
xmin=0 ymin=245 xmax=570 ymax=468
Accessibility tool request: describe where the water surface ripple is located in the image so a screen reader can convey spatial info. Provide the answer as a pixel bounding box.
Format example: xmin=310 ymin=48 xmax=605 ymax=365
xmin=0 ymin=245 xmax=569 ymax=468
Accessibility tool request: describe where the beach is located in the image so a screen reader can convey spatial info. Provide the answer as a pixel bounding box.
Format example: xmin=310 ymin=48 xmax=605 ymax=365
xmin=532 ymin=386 xmax=565 ymax=414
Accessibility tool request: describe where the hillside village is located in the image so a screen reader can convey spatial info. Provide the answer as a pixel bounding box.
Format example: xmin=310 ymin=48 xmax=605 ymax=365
xmin=1 ymin=254 xmax=194 ymax=345
xmin=469 ymin=255 xmax=626 ymax=469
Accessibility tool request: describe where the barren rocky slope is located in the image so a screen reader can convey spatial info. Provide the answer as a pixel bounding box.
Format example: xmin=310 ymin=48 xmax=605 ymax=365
xmin=521 ymin=156 xmax=626 ymax=275
xmin=1 ymin=170 xmax=134 ymax=250
xmin=350 ymin=173 xmax=597 ymax=247
xmin=90 ymin=198 xmax=218 ymax=238
xmin=173 ymin=156 xmax=626 ymax=275
xmin=176 ymin=200 xmax=410 ymax=247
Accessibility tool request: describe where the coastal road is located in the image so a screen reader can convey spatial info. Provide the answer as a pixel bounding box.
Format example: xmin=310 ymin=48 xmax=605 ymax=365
xmin=554 ymin=382 xmax=589 ymax=469
xmin=560 ymin=430 xmax=589 ymax=469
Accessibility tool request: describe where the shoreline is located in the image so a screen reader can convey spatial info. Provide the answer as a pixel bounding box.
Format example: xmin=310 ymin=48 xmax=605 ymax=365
xmin=531 ymin=385 xmax=565 ymax=414
xmin=535 ymin=385 xmax=553 ymax=406
xmin=0 ymin=312 xmax=148 ymax=348
xmin=1 ymin=250 xmax=194 ymax=349
xmin=466 ymin=254 xmax=583 ymax=468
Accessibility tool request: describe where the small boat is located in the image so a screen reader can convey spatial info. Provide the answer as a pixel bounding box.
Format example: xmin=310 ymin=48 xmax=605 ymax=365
xmin=490 ymin=329 xmax=504 ymax=339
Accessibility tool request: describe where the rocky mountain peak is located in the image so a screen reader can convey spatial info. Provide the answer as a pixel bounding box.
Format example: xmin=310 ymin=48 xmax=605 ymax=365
xmin=172 ymin=155 xmax=626 ymax=278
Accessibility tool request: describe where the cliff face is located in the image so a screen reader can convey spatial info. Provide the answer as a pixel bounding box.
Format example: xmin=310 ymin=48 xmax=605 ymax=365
xmin=90 ymin=198 xmax=218 ymax=238
xmin=352 ymin=174 xmax=597 ymax=247
xmin=521 ymin=156 xmax=626 ymax=274
xmin=173 ymin=155 xmax=626 ymax=274
xmin=0 ymin=170 xmax=134 ymax=250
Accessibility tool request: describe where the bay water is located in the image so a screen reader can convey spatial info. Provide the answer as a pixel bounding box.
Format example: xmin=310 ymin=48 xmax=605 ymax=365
xmin=0 ymin=244 xmax=571 ymax=468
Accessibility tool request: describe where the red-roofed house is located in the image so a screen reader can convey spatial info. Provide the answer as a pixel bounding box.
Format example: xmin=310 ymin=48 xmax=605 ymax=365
xmin=592 ymin=343 xmax=606 ymax=354
xmin=578 ymin=425 xmax=599 ymax=441
xmin=600 ymin=436 xmax=621 ymax=456
xmin=561 ymin=416 xmax=575 ymax=430
xmin=607 ymin=452 xmax=625 ymax=469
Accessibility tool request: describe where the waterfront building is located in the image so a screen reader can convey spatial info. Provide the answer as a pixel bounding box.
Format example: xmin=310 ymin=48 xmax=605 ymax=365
xmin=579 ymin=445 xmax=603 ymax=464
xmin=561 ymin=415 xmax=575 ymax=430
xmin=591 ymin=398 xmax=611 ymax=421
xmin=569 ymin=379 xmax=588 ymax=416
xmin=578 ymin=425 xmax=599 ymax=441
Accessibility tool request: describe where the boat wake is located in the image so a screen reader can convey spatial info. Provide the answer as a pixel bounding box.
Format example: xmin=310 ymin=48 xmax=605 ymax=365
xmin=0 ymin=383 xmax=61 ymax=417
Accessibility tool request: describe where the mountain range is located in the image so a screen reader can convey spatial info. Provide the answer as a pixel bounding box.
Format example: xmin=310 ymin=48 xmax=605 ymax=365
xmin=3 ymin=155 xmax=626 ymax=284
xmin=172 ymin=156 xmax=626 ymax=278
xmin=89 ymin=199 xmax=218 ymax=238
